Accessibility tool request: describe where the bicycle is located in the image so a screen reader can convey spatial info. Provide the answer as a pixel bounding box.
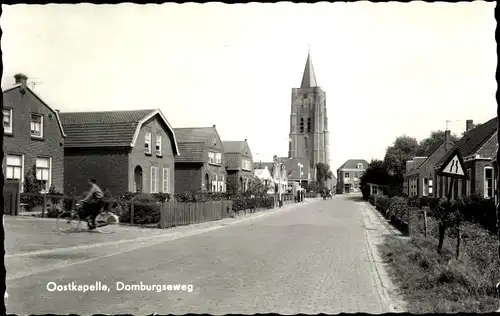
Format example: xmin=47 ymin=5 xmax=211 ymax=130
xmin=56 ymin=201 xmax=120 ymax=234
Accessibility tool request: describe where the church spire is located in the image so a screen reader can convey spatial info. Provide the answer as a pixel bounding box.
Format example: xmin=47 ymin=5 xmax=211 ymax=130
xmin=300 ymin=47 xmax=318 ymax=88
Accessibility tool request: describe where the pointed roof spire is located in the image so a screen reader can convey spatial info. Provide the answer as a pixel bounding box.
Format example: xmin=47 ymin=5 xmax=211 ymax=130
xmin=300 ymin=46 xmax=318 ymax=88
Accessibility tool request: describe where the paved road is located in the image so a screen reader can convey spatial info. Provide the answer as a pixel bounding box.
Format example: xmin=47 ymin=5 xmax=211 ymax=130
xmin=6 ymin=195 xmax=395 ymax=314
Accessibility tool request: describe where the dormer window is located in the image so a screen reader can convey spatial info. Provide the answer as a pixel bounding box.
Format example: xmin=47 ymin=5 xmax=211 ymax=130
xmin=357 ymin=163 xmax=363 ymax=169
xmin=3 ymin=108 xmax=12 ymax=134
xmin=145 ymin=131 xmax=152 ymax=154
xmin=30 ymin=114 xmax=43 ymax=138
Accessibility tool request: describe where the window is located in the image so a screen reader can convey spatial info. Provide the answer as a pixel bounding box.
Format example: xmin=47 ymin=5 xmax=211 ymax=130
xmin=371 ymin=185 xmax=378 ymax=195
xmin=208 ymin=152 xmax=221 ymax=165
xmin=357 ymin=163 xmax=363 ymax=169
xmin=145 ymin=131 xmax=152 ymax=154
xmin=307 ymin=118 xmax=311 ymax=133
xmin=466 ymin=168 xmax=471 ymax=196
xmin=219 ymin=175 xmax=224 ymax=192
xmin=429 ymin=179 xmax=433 ymax=195
xmin=30 ymin=114 xmax=43 ymax=138
xmin=150 ymin=166 xmax=159 ymax=193
xmin=212 ymin=175 xmax=217 ymax=192
xmin=3 ymin=108 xmax=12 ymax=134
xmin=36 ymin=157 xmax=51 ymax=192
xmin=485 ymin=167 xmax=493 ymax=198
xmin=242 ymin=159 xmax=251 ymax=171
xmin=300 ymin=118 xmax=304 ymax=133
xmin=162 ymin=168 xmax=170 ymax=193
xmin=156 ymin=135 xmax=162 ymax=156
xmin=344 ymin=172 xmax=349 ymax=179
xmin=6 ymin=154 xmax=22 ymax=181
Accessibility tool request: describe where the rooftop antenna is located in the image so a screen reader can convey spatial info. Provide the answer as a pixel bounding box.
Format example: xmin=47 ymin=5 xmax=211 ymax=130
xmin=28 ymin=77 xmax=43 ymax=90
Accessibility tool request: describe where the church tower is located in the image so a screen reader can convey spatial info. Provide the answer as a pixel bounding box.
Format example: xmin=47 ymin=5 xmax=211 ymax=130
xmin=288 ymin=49 xmax=330 ymax=181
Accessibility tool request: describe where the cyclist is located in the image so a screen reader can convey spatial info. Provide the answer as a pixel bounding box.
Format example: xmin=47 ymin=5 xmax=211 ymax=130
xmin=80 ymin=178 xmax=104 ymax=230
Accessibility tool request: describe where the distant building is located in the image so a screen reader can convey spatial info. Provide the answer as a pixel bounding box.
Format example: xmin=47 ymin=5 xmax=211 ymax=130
xmin=223 ymin=139 xmax=254 ymax=193
xmin=173 ymin=125 xmax=227 ymax=193
xmin=336 ymin=159 xmax=369 ymax=194
xmin=282 ymin=157 xmax=311 ymax=190
xmin=288 ymin=49 xmax=330 ymax=181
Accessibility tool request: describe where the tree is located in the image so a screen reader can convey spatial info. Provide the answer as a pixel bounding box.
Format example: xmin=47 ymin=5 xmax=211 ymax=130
xmin=384 ymin=135 xmax=419 ymax=193
xmin=359 ymin=159 xmax=391 ymax=200
xmin=226 ymin=176 xmax=239 ymax=195
xmin=415 ymin=130 xmax=460 ymax=156
xmin=315 ymin=162 xmax=333 ymax=189
xmin=246 ymin=176 xmax=271 ymax=197
xmin=307 ymin=180 xmax=320 ymax=193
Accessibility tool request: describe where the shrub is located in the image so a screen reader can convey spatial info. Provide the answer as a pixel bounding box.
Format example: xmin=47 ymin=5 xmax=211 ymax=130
xmin=119 ymin=194 xmax=161 ymax=225
xmin=387 ymin=196 xmax=409 ymax=219
xmin=368 ymin=194 xmax=375 ymax=205
xmin=361 ymin=185 xmax=370 ymax=200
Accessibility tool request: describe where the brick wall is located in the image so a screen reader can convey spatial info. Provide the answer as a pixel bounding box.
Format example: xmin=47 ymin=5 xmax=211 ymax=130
xmin=64 ymin=147 xmax=129 ymax=196
xmin=477 ymin=132 xmax=498 ymax=158
xmin=3 ymin=87 xmax=65 ymax=192
xmin=129 ymin=115 xmax=175 ymax=194
xmin=174 ymin=163 xmax=203 ymax=193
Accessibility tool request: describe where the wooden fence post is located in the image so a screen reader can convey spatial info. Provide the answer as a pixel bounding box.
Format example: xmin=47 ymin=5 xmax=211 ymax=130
xmin=42 ymin=194 xmax=47 ymax=218
xmin=424 ymin=208 xmax=428 ymax=238
xmin=160 ymin=202 xmax=166 ymax=229
xmin=130 ymin=202 xmax=135 ymax=225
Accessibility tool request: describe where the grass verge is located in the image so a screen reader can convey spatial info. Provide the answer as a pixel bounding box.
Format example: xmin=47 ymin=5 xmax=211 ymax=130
xmin=377 ymin=215 xmax=499 ymax=313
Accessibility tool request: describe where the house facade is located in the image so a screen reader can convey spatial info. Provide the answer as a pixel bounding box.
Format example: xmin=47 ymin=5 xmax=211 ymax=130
xmin=403 ymin=130 xmax=455 ymax=197
xmin=253 ymin=165 xmax=274 ymax=194
xmin=434 ymin=118 xmax=497 ymax=200
xmin=336 ymin=159 xmax=368 ymax=194
xmin=60 ymin=109 xmax=179 ymax=196
xmin=254 ymin=156 xmax=288 ymax=194
xmin=173 ymin=125 xmax=227 ymax=193
xmin=3 ymin=73 xmax=66 ymax=193
xmin=223 ymin=140 xmax=254 ymax=193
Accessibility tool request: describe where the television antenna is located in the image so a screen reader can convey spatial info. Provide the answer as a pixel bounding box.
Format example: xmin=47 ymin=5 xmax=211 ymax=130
xmin=28 ymin=77 xmax=43 ymax=90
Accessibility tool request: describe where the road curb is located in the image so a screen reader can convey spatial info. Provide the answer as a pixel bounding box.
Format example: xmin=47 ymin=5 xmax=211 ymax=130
xmin=360 ymin=201 xmax=408 ymax=313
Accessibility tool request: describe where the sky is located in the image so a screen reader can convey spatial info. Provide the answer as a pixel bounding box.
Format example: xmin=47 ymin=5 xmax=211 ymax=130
xmin=2 ymin=2 xmax=497 ymax=171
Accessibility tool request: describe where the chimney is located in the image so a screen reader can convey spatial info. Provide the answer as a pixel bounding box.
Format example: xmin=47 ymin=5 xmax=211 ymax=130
xmin=212 ymin=124 xmax=216 ymax=128
xmin=55 ymin=109 xmax=60 ymax=113
xmin=466 ymin=120 xmax=474 ymax=132
xmin=443 ymin=130 xmax=452 ymax=151
xmin=14 ymin=73 xmax=28 ymax=90
xmin=244 ymin=139 xmax=247 ymax=142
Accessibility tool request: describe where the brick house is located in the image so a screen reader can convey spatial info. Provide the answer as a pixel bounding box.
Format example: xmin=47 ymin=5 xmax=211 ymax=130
xmin=173 ymin=125 xmax=227 ymax=193
xmin=434 ymin=118 xmax=497 ymax=200
xmin=222 ymin=139 xmax=254 ymax=192
xmin=60 ymin=109 xmax=179 ymax=196
xmin=336 ymin=159 xmax=368 ymax=194
xmin=3 ymin=73 xmax=66 ymax=193
xmin=403 ymin=130 xmax=455 ymax=197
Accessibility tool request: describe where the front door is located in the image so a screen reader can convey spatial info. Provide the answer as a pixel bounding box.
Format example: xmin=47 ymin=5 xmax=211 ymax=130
xmin=134 ymin=166 xmax=143 ymax=193
xmin=344 ymin=184 xmax=350 ymax=194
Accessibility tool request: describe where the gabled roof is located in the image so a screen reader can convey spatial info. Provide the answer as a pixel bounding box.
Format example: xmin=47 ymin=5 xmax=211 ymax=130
xmin=223 ymin=141 xmax=246 ymax=154
xmin=3 ymin=84 xmax=66 ymax=137
xmin=173 ymin=127 xmax=216 ymax=144
xmin=173 ymin=126 xmax=222 ymax=163
xmin=436 ymin=117 xmax=497 ymax=166
xmin=175 ymin=142 xmax=205 ymax=163
xmin=337 ymin=159 xmax=369 ymax=171
xmin=300 ymin=50 xmax=318 ymax=88
xmin=60 ymin=109 xmax=179 ymax=154
xmin=254 ymin=162 xmax=275 ymax=173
